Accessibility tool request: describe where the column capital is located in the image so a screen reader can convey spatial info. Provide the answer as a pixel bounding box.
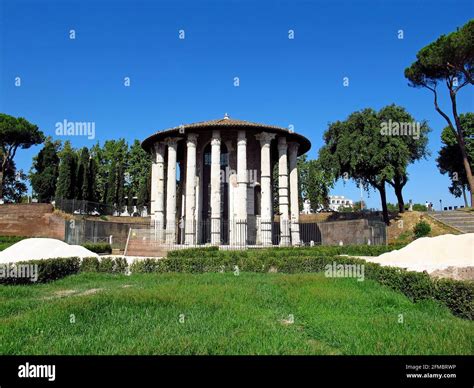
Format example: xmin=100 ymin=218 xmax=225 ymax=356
xmin=288 ymin=141 xmax=300 ymax=154
xmin=255 ymin=132 xmax=276 ymax=146
xmin=210 ymin=130 xmax=221 ymax=147
xmin=153 ymin=141 xmax=163 ymax=152
xmin=278 ymin=136 xmax=288 ymax=152
xmin=237 ymin=130 xmax=247 ymax=146
xmin=187 ymin=133 xmax=199 ymax=146
xmin=164 ymin=137 xmax=182 ymax=149
xmin=153 ymin=142 xmax=165 ymax=163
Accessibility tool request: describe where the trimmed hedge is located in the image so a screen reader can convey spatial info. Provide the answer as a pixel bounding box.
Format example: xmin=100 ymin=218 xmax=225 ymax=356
xmin=130 ymin=254 xmax=473 ymax=320
xmin=79 ymin=257 xmax=128 ymax=274
xmin=167 ymin=244 xmax=406 ymax=259
xmin=82 ymin=243 xmax=112 ymax=254
xmin=0 ymin=257 xmax=81 ymax=285
xmin=0 ymin=256 xmax=128 ymax=285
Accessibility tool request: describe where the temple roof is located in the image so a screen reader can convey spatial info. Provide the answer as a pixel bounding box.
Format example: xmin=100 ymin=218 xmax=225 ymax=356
xmin=142 ymin=115 xmax=311 ymax=155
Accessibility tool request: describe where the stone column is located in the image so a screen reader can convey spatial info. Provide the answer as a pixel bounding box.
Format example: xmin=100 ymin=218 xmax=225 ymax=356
xmin=210 ymin=130 xmax=221 ymax=245
xmin=288 ymin=142 xmax=300 ymax=245
xmin=236 ymin=130 xmax=248 ymax=246
xmin=255 ymin=132 xmax=276 ymax=246
xmin=165 ymin=137 xmax=180 ymax=244
xmin=278 ymin=137 xmax=290 ymax=246
xmin=185 ymin=134 xmax=198 ymax=245
xmin=153 ymin=142 xmax=166 ymax=240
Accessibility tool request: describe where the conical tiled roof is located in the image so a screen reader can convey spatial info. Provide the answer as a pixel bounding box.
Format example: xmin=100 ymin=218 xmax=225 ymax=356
xmin=142 ymin=115 xmax=311 ymax=155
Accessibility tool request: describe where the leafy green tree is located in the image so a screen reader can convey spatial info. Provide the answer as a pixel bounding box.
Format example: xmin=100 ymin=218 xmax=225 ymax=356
xmin=405 ymin=20 xmax=474 ymax=206
xmin=318 ymin=109 xmax=392 ymax=223
xmin=127 ymin=140 xmax=151 ymax=207
xmin=0 ymin=114 xmax=43 ymax=199
xmin=55 ymin=141 xmax=77 ymax=199
xmin=29 ymin=137 xmax=61 ymax=202
xmin=352 ymin=201 xmax=365 ymax=211
xmin=377 ymin=105 xmax=430 ymax=212
xmin=2 ymin=160 xmax=27 ymax=203
xmin=319 ymin=105 xmax=429 ymax=223
xmin=437 ymin=113 xmax=474 ymax=207
xmin=97 ymin=139 xmax=128 ymax=208
xmin=302 ymin=158 xmax=333 ymax=212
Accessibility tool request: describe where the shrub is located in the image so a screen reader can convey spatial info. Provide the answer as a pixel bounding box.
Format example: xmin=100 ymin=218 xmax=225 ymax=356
xmin=413 ymin=220 xmax=431 ymax=238
xmin=80 ymin=257 xmax=129 ymax=274
xmin=98 ymin=257 xmax=114 ymax=273
xmin=434 ymin=279 xmax=474 ymax=320
xmin=80 ymin=257 xmax=100 ymax=272
xmin=0 ymin=257 xmax=80 ymax=285
xmin=168 ymin=246 xmax=219 ymax=258
xmin=0 ymin=255 xmax=129 ymax=284
xmin=167 ymin=245 xmax=405 ymax=260
xmin=82 ymin=243 xmax=112 ymax=254
xmin=113 ymin=257 xmax=128 ymax=274
xmin=412 ymin=204 xmax=428 ymax=212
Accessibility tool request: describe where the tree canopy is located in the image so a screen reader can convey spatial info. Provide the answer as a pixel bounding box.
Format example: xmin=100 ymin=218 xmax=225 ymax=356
xmin=405 ymin=20 xmax=474 ymax=206
xmin=318 ymin=105 xmax=429 ymax=224
xmin=437 ymin=112 xmax=474 ymax=206
xmin=0 ymin=113 xmax=43 ymax=199
xmin=30 ymin=137 xmax=61 ymax=202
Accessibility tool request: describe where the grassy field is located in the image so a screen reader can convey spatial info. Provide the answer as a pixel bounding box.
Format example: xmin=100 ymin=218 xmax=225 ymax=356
xmin=0 ymin=272 xmax=472 ymax=355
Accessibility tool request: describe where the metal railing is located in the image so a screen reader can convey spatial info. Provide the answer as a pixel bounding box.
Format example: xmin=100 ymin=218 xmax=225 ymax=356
xmin=146 ymin=218 xmax=302 ymax=248
xmin=54 ymin=198 xmax=150 ymax=217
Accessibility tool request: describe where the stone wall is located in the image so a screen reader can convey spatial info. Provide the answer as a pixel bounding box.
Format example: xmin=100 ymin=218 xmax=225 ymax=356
xmin=319 ymin=219 xmax=384 ymax=246
xmin=0 ymin=203 xmax=65 ymax=239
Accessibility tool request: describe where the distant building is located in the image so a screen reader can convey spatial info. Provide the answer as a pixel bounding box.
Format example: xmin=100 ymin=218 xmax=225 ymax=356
xmin=328 ymin=195 xmax=353 ymax=211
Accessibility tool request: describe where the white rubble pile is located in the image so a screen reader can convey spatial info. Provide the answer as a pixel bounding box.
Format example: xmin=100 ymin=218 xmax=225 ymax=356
xmin=364 ymin=233 xmax=474 ymax=273
xmin=0 ymin=238 xmax=99 ymax=263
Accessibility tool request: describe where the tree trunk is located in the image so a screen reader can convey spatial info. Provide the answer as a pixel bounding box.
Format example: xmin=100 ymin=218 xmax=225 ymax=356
xmin=388 ymin=174 xmax=406 ymax=213
xmin=457 ymin=137 xmax=474 ymax=207
xmin=449 ymin=90 xmax=474 ymax=207
xmin=377 ymin=182 xmax=390 ymax=225
xmin=462 ymin=185 xmax=468 ymax=208
xmin=394 ymin=182 xmax=405 ymax=213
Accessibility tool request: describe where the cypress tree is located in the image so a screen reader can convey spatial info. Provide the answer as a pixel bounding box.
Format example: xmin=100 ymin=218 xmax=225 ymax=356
xmin=105 ymin=161 xmax=117 ymax=207
xmin=30 ymin=137 xmax=61 ymax=202
xmin=76 ymin=147 xmax=91 ymax=200
xmin=55 ymin=141 xmax=77 ymax=199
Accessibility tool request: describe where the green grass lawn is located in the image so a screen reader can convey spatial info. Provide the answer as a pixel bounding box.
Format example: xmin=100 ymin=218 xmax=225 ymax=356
xmin=0 ymin=272 xmax=472 ymax=355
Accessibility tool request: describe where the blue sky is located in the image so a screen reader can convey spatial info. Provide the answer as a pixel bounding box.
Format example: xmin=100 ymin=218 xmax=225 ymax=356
xmin=1 ymin=0 xmax=472 ymax=209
